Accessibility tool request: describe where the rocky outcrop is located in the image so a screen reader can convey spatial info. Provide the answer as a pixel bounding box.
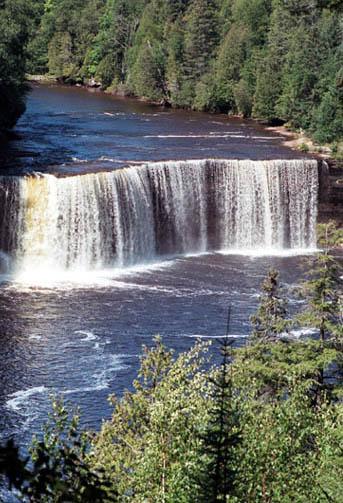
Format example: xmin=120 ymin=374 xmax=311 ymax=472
xmin=318 ymin=159 xmax=343 ymax=226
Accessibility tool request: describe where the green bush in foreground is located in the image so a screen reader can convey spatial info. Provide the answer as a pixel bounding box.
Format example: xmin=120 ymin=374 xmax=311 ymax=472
xmin=0 ymin=253 xmax=342 ymax=502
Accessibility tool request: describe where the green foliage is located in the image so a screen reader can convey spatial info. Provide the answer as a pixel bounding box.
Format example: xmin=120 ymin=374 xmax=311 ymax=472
xmin=232 ymin=387 xmax=342 ymax=503
xmin=250 ymin=269 xmax=289 ymax=343
xmin=299 ymin=142 xmax=310 ymax=152
xmin=234 ymin=79 xmax=252 ymax=117
xmin=198 ymin=337 xmax=241 ymax=502
xmin=129 ymin=39 xmax=166 ymax=100
xmin=181 ymin=0 xmax=219 ymax=107
xmin=90 ymin=337 xmax=213 ymax=500
xmin=312 ymin=87 xmax=343 ymax=143
xmin=1 ymin=258 xmax=342 ymax=502
xmin=0 ymin=0 xmax=34 ymax=131
xmin=28 ymin=0 xmax=106 ymax=81
xmin=3 ymin=0 xmax=343 ymax=141
xmin=0 ymin=398 xmax=115 ymax=501
xmin=317 ymin=221 xmax=343 ymax=249
xmin=298 ymin=253 xmax=342 ymax=342
xmin=232 ymin=339 xmax=340 ymax=404
xmin=19 ymin=0 xmax=342 ymax=142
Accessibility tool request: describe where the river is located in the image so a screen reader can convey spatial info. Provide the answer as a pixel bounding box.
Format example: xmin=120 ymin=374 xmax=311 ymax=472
xmin=0 ymin=84 xmax=316 ymax=449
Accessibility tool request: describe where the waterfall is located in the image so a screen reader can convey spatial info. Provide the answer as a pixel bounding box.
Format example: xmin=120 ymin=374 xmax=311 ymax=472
xmin=0 ymin=159 xmax=318 ymax=273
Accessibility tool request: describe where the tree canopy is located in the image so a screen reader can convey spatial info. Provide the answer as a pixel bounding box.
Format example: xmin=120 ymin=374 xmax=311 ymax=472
xmin=1 ymin=0 xmax=342 ymax=142
xmin=0 ymin=0 xmax=40 ymax=133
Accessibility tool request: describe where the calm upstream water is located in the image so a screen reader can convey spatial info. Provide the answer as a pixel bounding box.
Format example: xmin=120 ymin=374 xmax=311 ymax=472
xmin=1 ymin=83 xmax=305 ymax=175
xmin=0 ymin=84 xmax=315 ymax=450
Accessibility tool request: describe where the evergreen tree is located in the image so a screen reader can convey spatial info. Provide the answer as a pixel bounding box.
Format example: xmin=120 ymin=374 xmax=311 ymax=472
xmin=299 ymin=253 xmax=342 ymax=343
xmin=233 ymin=79 xmax=252 ymax=117
xmin=181 ymin=0 xmax=218 ymax=106
xmin=231 ymin=0 xmax=272 ymax=47
xmin=129 ymin=39 xmax=166 ymax=100
xmin=310 ymin=9 xmax=343 ymax=142
xmin=199 ymin=331 xmax=241 ymax=502
xmin=1 ymin=282 xmax=342 ymax=502
xmin=252 ymin=2 xmax=292 ymax=121
xmin=250 ymin=269 xmax=289 ymax=343
xmin=26 ymin=0 xmax=58 ymax=75
xmin=276 ymin=17 xmax=320 ymax=130
xmin=198 ymin=23 xmax=249 ymax=113
xmin=317 ymin=221 xmax=343 ymax=249
xmin=93 ymin=0 xmax=149 ymax=87
xmin=232 ymin=383 xmax=340 ymax=503
xmin=19 ymin=0 xmax=343 ymax=142
xmin=127 ymin=0 xmax=168 ymax=99
xmin=165 ymin=19 xmax=185 ymax=104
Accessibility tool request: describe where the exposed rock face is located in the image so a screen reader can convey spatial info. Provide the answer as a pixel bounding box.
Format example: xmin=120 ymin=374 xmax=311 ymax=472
xmin=318 ymin=160 xmax=343 ymax=226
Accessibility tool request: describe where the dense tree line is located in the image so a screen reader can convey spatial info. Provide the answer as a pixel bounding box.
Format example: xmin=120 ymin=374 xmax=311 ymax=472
xmin=26 ymin=0 xmax=343 ymax=143
xmin=0 ymin=0 xmax=44 ymax=133
xmin=1 ymin=245 xmax=342 ymax=501
xmin=1 ymin=0 xmax=342 ymax=141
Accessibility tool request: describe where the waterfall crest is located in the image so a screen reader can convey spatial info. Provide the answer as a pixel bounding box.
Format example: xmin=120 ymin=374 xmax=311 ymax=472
xmin=0 ymin=159 xmax=318 ymax=273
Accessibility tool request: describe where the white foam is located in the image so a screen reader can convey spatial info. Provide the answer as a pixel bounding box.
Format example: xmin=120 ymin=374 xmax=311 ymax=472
xmin=11 ymin=258 xmax=175 ymax=289
xmin=75 ymin=330 xmax=98 ymax=342
xmin=98 ymin=156 xmax=123 ymax=163
xmin=28 ymin=334 xmax=42 ymax=340
xmin=63 ymin=383 xmax=109 ymax=394
xmin=251 ymin=136 xmax=280 ymax=140
xmin=143 ymin=134 xmax=245 ymax=139
xmin=63 ymin=355 xmax=128 ymax=395
xmin=9 ymin=243 xmax=318 ymax=289
xmin=184 ymin=333 xmax=249 ymax=339
xmin=4 ymin=159 xmax=319 ymax=288
xmin=288 ymin=327 xmax=318 ymax=338
xmin=6 ymin=386 xmax=47 ymax=412
xmin=98 ymin=156 xmax=144 ymax=165
xmin=218 ymin=247 xmax=319 ymax=257
xmin=71 ymin=156 xmax=89 ymax=163
xmin=103 ymin=112 xmax=126 ymax=117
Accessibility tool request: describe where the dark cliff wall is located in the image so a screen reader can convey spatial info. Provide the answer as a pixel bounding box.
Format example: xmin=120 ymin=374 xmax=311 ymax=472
xmin=318 ymin=160 xmax=343 ymax=226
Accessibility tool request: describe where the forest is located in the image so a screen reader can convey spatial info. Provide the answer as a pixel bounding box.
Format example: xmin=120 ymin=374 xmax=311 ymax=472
xmin=1 ymin=0 xmax=343 ymax=143
xmin=0 ymin=0 xmax=29 ymax=133
xmin=0 ymin=245 xmax=342 ymax=502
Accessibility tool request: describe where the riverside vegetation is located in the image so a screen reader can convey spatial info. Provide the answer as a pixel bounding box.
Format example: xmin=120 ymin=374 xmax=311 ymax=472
xmin=0 ymin=242 xmax=342 ymax=502
xmin=0 ymin=0 xmax=31 ymax=134
xmin=1 ymin=0 xmax=343 ymax=146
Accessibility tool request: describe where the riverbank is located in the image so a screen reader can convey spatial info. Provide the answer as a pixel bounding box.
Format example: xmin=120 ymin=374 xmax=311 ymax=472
xmin=266 ymin=124 xmax=343 ymax=161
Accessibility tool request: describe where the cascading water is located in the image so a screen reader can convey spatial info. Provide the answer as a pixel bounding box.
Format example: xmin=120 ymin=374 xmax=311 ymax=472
xmin=0 ymin=159 xmax=318 ymax=275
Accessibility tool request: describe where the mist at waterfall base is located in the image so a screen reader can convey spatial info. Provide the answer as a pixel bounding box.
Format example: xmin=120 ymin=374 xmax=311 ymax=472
xmin=0 ymin=85 xmax=319 ymax=450
xmin=0 ymin=159 xmax=318 ymax=284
